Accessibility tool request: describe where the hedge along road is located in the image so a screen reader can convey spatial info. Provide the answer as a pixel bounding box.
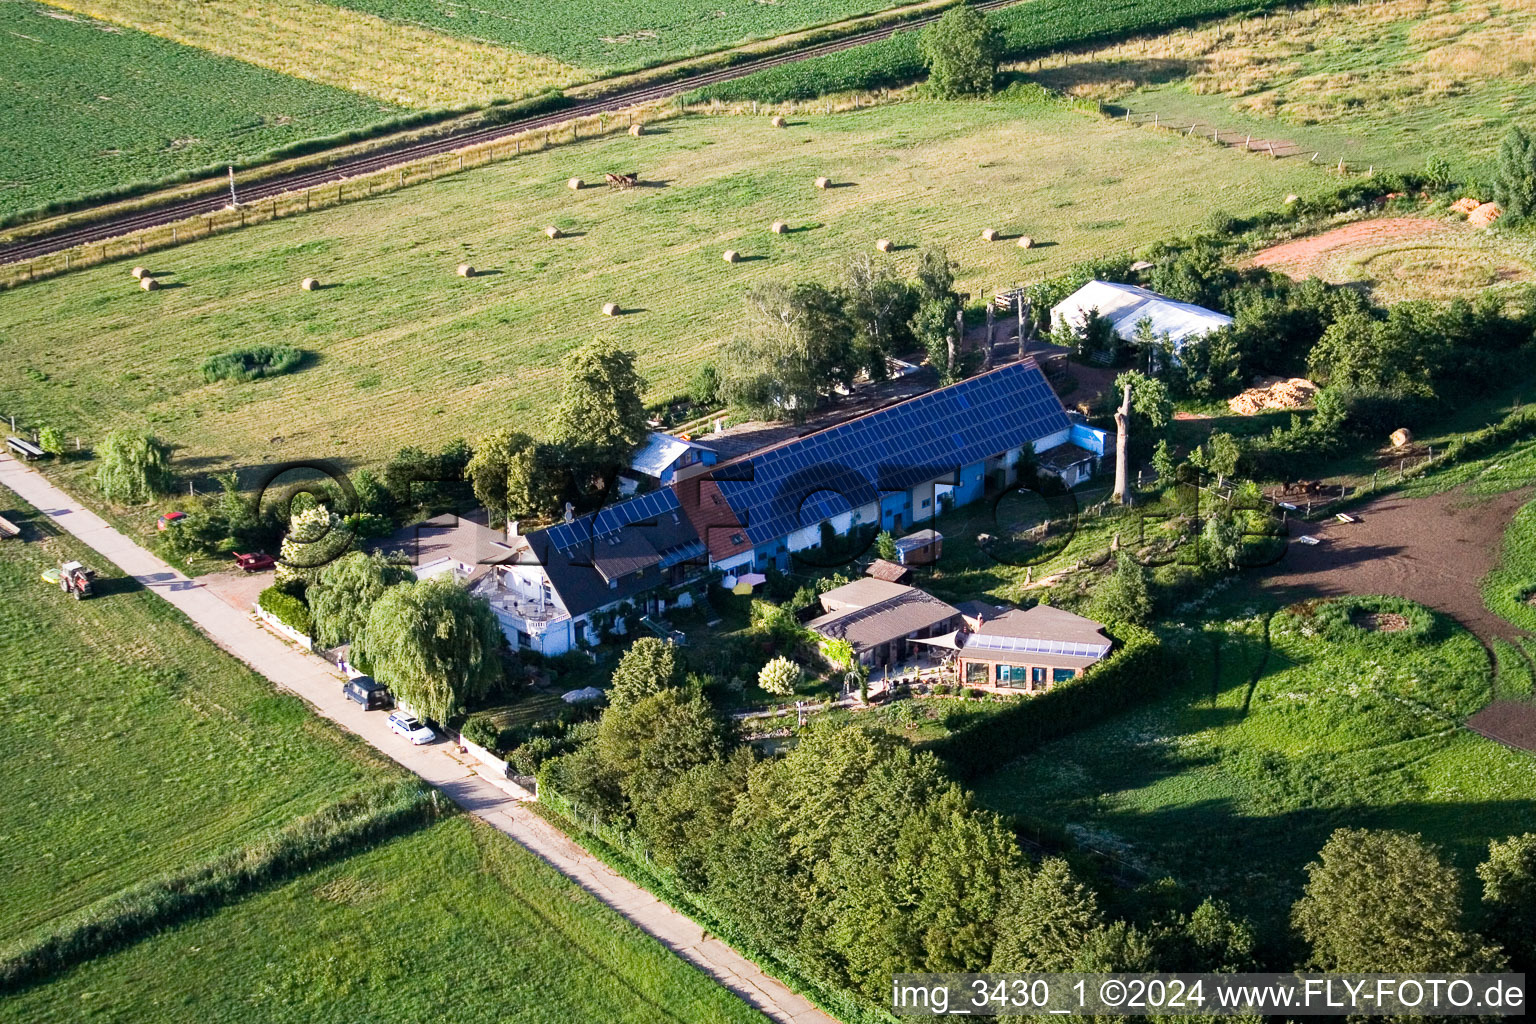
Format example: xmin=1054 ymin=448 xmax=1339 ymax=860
xmin=0 ymin=0 xmax=1026 ymax=266
xmin=0 ymin=453 xmax=837 ymax=1024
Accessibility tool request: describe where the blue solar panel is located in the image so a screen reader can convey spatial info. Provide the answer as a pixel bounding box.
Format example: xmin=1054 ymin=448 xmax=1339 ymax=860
xmin=546 ymin=488 xmax=683 ymax=554
xmin=714 ymin=362 xmax=1070 ymax=545
xmin=964 ymin=634 xmax=1110 ymax=658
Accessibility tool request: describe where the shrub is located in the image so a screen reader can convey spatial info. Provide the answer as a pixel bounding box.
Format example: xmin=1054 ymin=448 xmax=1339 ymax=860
xmin=1302 ymin=596 xmax=1435 ymax=643
xmin=200 ymin=344 xmax=304 ymax=383
xmin=961 ymin=686 xmax=980 ymax=700
xmin=925 ymin=625 xmax=1165 ymax=779
xmin=257 ymin=585 xmax=313 ymax=637
xmin=920 ymin=6 xmax=1002 ymax=98
xmin=758 ymin=656 xmax=802 ymax=696
xmin=37 ymin=426 xmax=66 ymax=456
xmin=460 ymin=713 xmax=500 ymax=750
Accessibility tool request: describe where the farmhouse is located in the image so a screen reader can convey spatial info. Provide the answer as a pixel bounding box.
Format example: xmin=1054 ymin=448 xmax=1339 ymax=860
xmin=806 ymin=578 xmax=964 ymax=669
xmin=944 ymin=605 xmax=1112 ymax=691
xmin=629 ymin=431 xmax=718 ymax=486
xmin=1051 ymin=280 xmax=1232 ymax=355
xmin=485 ymin=359 xmax=1106 ymax=655
xmin=378 ymin=512 xmax=511 ymax=582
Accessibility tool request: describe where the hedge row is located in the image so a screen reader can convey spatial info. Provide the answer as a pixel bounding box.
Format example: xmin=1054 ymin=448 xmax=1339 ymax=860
xmin=688 ymin=0 xmax=1295 ymax=103
xmin=0 ymin=780 xmax=441 ymax=992
xmin=924 ymin=623 xmax=1166 ymax=779
xmin=258 ymin=584 xmax=312 ymax=637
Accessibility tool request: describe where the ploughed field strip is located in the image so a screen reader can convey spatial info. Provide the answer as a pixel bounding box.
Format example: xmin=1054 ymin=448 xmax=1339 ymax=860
xmin=0 ymin=1 xmax=399 ymax=221
xmin=0 ymin=100 xmax=1327 ymax=475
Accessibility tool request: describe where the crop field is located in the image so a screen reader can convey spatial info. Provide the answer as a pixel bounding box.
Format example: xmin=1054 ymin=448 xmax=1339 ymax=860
xmin=1031 ymin=0 xmax=1536 ymax=179
xmin=0 ymin=815 xmax=769 ymax=1024
xmin=0 ymin=499 xmax=388 ymax=945
xmin=40 ymin=0 xmax=587 ymax=108
xmin=972 ymin=603 xmax=1536 ymax=931
xmin=0 ymin=1 xmax=400 ymax=221
xmin=0 ymin=97 xmax=1330 ymax=477
xmin=317 ymin=0 xmax=923 ymax=73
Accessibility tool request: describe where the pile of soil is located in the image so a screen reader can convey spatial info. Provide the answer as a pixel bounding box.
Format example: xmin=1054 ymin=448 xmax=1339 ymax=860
xmin=1228 ymin=376 xmax=1319 ymax=415
xmin=1356 ymin=611 xmax=1410 ymax=632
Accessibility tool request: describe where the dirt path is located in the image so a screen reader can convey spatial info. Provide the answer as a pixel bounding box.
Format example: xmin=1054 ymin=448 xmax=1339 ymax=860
xmin=1250 ymin=217 xmax=1457 ymax=276
xmin=1260 ymin=486 xmax=1531 ymax=645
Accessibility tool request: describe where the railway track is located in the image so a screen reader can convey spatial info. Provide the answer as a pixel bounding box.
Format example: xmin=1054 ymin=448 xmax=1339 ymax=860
xmin=0 ymin=0 xmax=1023 ymax=266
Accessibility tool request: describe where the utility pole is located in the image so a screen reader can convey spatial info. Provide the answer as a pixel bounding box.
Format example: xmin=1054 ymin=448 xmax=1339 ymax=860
xmin=1112 ymin=382 xmax=1133 ymax=505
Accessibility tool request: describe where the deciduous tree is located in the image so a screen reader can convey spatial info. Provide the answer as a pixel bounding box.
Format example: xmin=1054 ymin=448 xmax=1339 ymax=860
xmin=920 ymin=6 xmax=1002 ymax=98
xmin=609 ymin=637 xmax=682 ymax=708
xmin=95 ymin=430 xmax=173 ymax=504
xmin=307 ymin=550 xmax=414 ymax=648
xmin=1493 ymin=125 xmax=1536 ymax=220
xmin=358 ymin=578 xmax=503 ymax=723
xmin=555 ymin=337 xmax=648 ymax=466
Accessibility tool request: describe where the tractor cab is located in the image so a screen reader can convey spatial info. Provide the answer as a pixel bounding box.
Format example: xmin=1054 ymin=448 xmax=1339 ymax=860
xmin=58 ymin=561 xmax=96 ymax=600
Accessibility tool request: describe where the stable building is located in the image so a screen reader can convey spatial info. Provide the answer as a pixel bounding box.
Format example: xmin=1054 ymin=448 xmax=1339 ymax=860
xmin=1050 ymin=280 xmax=1232 ymax=356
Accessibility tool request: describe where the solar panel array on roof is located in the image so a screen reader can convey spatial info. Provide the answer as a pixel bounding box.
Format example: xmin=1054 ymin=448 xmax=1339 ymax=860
xmin=545 ymin=488 xmax=682 ymax=554
xmin=964 ymin=633 xmax=1111 ymax=658
xmin=713 ymin=362 xmax=1070 ymax=546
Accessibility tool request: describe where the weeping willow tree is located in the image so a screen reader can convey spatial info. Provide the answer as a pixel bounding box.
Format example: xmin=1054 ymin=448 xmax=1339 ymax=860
xmin=94 ymin=430 xmax=173 ymax=504
xmin=357 ymin=578 xmax=503 ymax=723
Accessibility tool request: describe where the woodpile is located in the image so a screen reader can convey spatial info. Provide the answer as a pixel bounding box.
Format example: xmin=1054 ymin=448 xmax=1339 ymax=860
xmin=1451 ymin=197 xmax=1482 ymax=215
xmin=1227 ymin=376 xmax=1318 ymax=415
xmin=1469 ymin=202 xmax=1503 ymax=228
xmin=1390 ymin=427 xmax=1414 ymax=448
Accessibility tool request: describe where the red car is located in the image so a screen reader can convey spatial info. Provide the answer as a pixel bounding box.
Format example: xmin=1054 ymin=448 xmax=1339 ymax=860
xmin=234 ymin=552 xmax=276 ymax=572
xmin=157 ymin=511 xmax=187 ymax=532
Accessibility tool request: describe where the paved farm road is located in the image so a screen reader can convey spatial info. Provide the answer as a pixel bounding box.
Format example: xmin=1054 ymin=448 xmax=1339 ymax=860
xmin=0 ymin=453 xmax=835 ymax=1024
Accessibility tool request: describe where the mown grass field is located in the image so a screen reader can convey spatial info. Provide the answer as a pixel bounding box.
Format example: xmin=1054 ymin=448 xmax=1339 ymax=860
xmin=0 ymin=1 xmax=400 ymax=222
xmin=0 ymin=815 xmax=769 ymax=1024
xmin=0 ymin=97 xmax=1330 ymax=476
xmin=972 ymin=604 xmax=1536 ymax=930
xmin=1033 ymin=0 xmax=1536 ymax=180
xmin=41 ymin=0 xmax=587 ymax=108
xmin=0 ymin=499 xmax=387 ymax=945
xmin=1484 ymin=498 xmax=1536 ymax=633
xmin=318 ymin=0 xmax=923 ymax=73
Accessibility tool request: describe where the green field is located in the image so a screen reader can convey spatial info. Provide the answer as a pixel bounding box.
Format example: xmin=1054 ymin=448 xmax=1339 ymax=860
xmin=1484 ymin=499 xmax=1536 ymax=634
xmin=0 ymin=815 xmax=767 ymax=1024
xmin=0 ymin=1 xmax=400 ymax=221
xmin=1033 ymin=0 xmax=1536 ymax=180
xmin=0 ymin=96 xmax=1330 ymax=476
xmin=320 ymin=0 xmax=921 ymax=72
xmin=971 ymin=603 xmax=1536 ymax=930
xmin=0 ymin=500 xmax=387 ymax=944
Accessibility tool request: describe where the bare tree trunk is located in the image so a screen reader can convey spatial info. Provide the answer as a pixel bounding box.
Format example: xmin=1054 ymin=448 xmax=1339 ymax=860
xmin=1113 ymin=382 xmax=1133 ymax=505
xmin=984 ymin=304 xmax=995 ymax=371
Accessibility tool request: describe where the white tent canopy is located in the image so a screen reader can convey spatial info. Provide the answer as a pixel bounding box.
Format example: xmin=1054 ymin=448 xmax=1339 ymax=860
xmin=1051 ymin=280 xmax=1232 ymax=351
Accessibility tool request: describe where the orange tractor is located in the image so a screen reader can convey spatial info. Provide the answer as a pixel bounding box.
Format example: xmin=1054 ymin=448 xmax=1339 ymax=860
xmin=56 ymin=561 xmax=97 ymax=600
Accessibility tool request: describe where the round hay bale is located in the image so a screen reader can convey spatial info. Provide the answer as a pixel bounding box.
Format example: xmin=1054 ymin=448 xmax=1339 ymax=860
xmin=1390 ymin=427 xmax=1414 ymax=448
xmin=1017 ymin=235 xmax=1035 ymax=249
xmin=567 ymin=177 xmax=583 ymax=191
xmin=139 ymin=276 xmax=159 ymax=291
xmin=130 ymin=266 xmax=148 ymax=280
xmin=770 ymin=220 xmax=788 ymax=234
xmin=457 ymin=264 xmax=476 ymax=278
xmin=545 ymin=226 xmax=563 ymax=239
xmin=629 ymin=123 xmax=645 ymax=137
xmin=770 ymin=115 xmax=785 ymax=128
xmin=301 ymin=277 xmax=320 ymax=291
xmin=722 ymin=250 xmax=740 ymax=264
xmin=814 ymin=176 xmax=831 ymax=190
xmin=601 ymin=302 xmax=621 ymax=317
xmin=874 ymin=238 xmax=893 ymax=253
xmin=981 ymin=228 xmax=999 ymax=242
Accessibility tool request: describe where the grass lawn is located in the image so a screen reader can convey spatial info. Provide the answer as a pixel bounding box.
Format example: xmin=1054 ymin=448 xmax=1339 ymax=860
xmin=1031 ymin=0 xmax=1536 ymax=180
xmin=0 ymin=1 xmax=400 ymax=222
xmin=0 ymin=499 xmax=388 ymax=945
xmin=0 ymin=816 xmax=769 ymax=1024
xmin=971 ymin=604 xmax=1536 ymax=932
xmin=0 ymin=96 xmax=1332 ymax=480
xmin=1484 ymin=498 xmax=1536 ymax=634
